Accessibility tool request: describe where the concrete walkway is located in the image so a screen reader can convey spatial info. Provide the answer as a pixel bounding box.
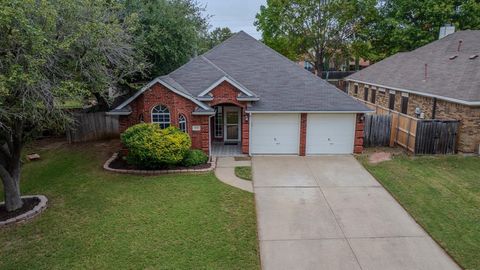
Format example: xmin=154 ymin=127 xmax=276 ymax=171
xmin=253 ymin=156 xmax=460 ymax=270
xmin=215 ymin=157 xmax=253 ymax=193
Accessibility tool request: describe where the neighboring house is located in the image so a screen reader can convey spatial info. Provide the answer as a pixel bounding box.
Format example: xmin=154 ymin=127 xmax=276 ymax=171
xmin=108 ymin=31 xmax=370 ymax=156
xmin=346 ymin=30 xmax=480 ymax=153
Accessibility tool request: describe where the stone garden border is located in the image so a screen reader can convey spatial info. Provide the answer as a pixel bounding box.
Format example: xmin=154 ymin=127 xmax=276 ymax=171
xmin=0 ymin=195 xmax=48 ymax=227
xmin=103 ymin=153 xmax=216 ymax=175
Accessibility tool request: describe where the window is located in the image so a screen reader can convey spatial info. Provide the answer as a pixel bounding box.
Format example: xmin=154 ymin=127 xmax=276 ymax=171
xmin=151 ymin=105 xmax=170 ymax=129
xmin=389 ymin=93 xmax=395 ymax=110
xmin=354 ymin=85 xmax=358 ymax=95
xmin=364 ymin=87 xmax=369 ymax=101
xmin=401 ymin=96 xmax=409 ymax=114
xmin=371 ymin=89 xmax=376 ymax=104
xmin=178 ymin=114 xmax=187 ymax=132
xmin=214 ymin=107 xmax=223 ymax=138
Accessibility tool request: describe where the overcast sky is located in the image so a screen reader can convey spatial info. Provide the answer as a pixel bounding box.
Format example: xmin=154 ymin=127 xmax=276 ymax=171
xmin=199 ymin=0 xmax=267 ymax=39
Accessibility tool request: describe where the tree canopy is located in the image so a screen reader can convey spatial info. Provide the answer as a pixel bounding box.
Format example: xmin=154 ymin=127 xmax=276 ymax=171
xmin=123 ymin=0 xmax=209 ymax=78
xmin=0 ymin=0 xmax=145 ymax=211
xmin=199 ymin=27 xmax=235 ymax=54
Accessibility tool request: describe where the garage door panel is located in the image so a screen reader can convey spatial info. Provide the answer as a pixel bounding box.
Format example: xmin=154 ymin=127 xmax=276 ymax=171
xmin=306 ymin=114 xmax=355 ymax=154
xmin=251 ymin=114 xmax=300 ymax=154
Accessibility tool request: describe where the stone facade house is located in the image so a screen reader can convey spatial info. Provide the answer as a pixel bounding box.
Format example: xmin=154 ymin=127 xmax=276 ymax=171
xmin=108 ymin=31 xmax=370 ymax=156
xmin=346 ymin=30 xmax=480 ymax=153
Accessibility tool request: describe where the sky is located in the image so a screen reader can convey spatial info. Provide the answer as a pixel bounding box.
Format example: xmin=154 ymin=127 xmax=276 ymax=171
xmin=199 ymin=0 xmax=267 ymax=39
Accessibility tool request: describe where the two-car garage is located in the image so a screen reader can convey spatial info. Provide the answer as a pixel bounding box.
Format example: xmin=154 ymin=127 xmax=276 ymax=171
xmin=250 ymin=113 xmax=356 ymax=155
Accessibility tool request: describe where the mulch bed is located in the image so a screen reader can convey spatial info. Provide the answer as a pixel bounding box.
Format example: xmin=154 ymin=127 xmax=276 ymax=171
xmin=109 ymin=155 xmax=211 ymax=171
xmin=0 ymin=197 xmax=40 ymax=222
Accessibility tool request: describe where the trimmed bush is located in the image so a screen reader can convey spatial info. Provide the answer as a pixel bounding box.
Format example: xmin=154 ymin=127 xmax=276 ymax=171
xmin=121 ymin=124 xmax=191 ymax=168
xmin=182 ymin=149 xmax=209 ymax=167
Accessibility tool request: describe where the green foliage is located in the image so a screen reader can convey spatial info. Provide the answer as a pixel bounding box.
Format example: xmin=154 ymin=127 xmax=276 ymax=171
xmin=198 ymin=27 xmax=235 ymax=54
xmin=123 ymin=0 xmax=208 ymax=77
xmin=234 ymin=166 xmax=252 ymax=181
xmin=360 ymin=155 xmax=480 ymax=269
xmin=365 ymin=0 xmax=480 ymax=61
xmin=0 ymin=144 xmax=260 ymax=269
xmin=182 ymin=149 xmax=209 ymax=167
xmin=255 ymin=0 xmax=377 ymax=71
xmin=121 ymin=124 xmax=191 ymax=168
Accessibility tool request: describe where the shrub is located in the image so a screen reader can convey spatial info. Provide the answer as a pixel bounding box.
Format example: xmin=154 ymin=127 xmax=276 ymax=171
xmin=121 ymin=124 xmax=191 ymax=168
xmin=182 ymin=149 xmax=209 ymax=167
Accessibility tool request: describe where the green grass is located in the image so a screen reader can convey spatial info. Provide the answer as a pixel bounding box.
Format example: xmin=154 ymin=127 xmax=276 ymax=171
xmin=234 ymin=166 xmax=252 ymax=181
xmin=0 ymin=143 xmax=259 ymax=269
xmin=359 ymin=154 xmax=480 ymax=270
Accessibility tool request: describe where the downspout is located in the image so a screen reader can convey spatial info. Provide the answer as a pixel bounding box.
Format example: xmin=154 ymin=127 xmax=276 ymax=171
xmin=248 ymin=112 xmax=252 ymax=156
xmin=208 ymin=115 xmax=214 ymax=157
xmin=432 ymin=98 xmax=437 ymax=119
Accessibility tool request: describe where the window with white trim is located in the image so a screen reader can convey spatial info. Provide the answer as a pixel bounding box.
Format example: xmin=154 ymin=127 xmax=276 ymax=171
xmin=179 ymin=114 xmax=187 ymax=132
xmin=151 ymin=105 xmax=170 ymax=129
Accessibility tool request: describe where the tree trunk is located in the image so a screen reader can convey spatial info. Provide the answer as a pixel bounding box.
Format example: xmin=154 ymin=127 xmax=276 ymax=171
xmin=315 ymin=49 xmax=324 ymax=76
xmin=0 ymin=166 xmax=23 ymax=211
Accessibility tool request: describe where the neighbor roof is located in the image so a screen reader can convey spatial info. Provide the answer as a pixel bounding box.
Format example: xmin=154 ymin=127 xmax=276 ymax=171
xmin=347 ymin=30 xmax=480 ymax=106
xmin=111 ymin=31 xmax=370 ymax=114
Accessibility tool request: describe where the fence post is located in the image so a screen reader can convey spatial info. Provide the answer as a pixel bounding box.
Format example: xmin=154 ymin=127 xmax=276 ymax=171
xmin=406 ymin=117 xmax=412 ymax=152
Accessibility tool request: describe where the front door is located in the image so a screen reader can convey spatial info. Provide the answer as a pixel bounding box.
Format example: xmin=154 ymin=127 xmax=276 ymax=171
xmin=224 ymin=107 xmax=240 ymax=143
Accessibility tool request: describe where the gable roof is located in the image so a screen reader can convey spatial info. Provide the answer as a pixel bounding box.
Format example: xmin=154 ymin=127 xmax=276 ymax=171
xmin=347 ymin=30 xmax=480 ymax=106
xmin=110 ymin=31 xmax=370 ymax=114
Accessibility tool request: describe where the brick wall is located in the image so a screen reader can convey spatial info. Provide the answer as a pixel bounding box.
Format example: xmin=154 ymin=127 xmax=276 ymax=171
xmin=299 ymin=113 xmax=307 ymax=156
xmin=354 ymin=114 xmax=364 ymax=154
xmin=347 ymin=81 xmax=480 ymax=153
xmin=119 ymin=83 xmax=210 ymax=154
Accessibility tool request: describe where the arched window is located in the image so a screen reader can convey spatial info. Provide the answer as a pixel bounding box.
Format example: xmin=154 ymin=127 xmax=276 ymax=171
xmin=178 ymin=114 xmax=187 ymax=132
xmin=151 ymin=105 xmax=170 ymax=129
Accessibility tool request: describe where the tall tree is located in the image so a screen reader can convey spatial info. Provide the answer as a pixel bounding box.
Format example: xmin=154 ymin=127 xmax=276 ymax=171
xmin=199 ymin=27 xmax=235 ymax=53
xmin=367 ymin=0 xmax=480 ymax=61
xmin=255 ymin=0 xmax=376 ymax=74
xmin=123 ymin=0 xmax=209 ymax=78
xmin=0 ymin=0 xmax=144 ymax=211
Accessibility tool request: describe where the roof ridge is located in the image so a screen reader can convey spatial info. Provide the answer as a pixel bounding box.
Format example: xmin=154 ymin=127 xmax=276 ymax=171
xmin=238 ymin=32 xmax=335 ymax=86
xmin=202 ymin=31 xmax=247 ymax=58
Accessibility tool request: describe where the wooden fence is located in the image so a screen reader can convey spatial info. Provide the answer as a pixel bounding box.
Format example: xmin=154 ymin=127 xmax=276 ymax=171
xmin=415 ymin=120 xmax=459 ymax=154
xmin=357 ymin=98 xmax=458 ymax=154
xmin=66 ymin=112 xmax=119 ymax=143
xmin=364 ymin=114 xmax=391 ymax=147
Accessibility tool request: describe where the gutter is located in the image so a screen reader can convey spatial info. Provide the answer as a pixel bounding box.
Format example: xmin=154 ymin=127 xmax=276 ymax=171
xmin=346 ymin=78 xmax=480 ymax=106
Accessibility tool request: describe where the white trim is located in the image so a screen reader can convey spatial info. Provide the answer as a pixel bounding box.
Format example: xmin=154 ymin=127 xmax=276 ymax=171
xmin=237 ymin=96 xmax=260 ymax=101
xmin=389 ymin=90 xmax=396 ymax=94
xmin=223 ymin=106 xmax=241 ymax=142
xmin=197 ymin=96 xmax=213 ymax=101
xmin=106 ymin=111 xmax=131 ymax=116
xmin=346 ymin=78 xmax=480 ymax=106
xmin=112 ymin=78 xmax=211 ymax=111
xmin=198 ymin=76 xmax=255 ymax=97
xmin=248 ymin=112 xmax=252 ymax=157
xmin=246 ymin=110 xmax=372 ymax=114
xmin=401 ymin=92 xmax=409 ymax=97
xmin=192 ymin=111 xmax=216 ymax=116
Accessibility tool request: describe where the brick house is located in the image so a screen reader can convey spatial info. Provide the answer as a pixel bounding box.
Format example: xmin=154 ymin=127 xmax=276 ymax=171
xmin=108 ymin=31 xmax=370 ymax=156
xmin=346 ymin=30 xmax=480 ymax=153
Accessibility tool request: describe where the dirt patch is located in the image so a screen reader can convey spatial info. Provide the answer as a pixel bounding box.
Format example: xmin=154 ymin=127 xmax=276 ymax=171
xmin=109 ymin=155 xmax=211 ymax=171
xmin=0 ymin=197 xmax=40 ymax=222
xmin=368 ymin=152 xmax=392 ymax=164
xmin=234 ymin=156 xmax=251 ymax=161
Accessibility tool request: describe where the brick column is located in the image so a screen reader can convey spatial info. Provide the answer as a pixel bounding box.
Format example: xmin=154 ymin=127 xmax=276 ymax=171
xmin=299 ymin=113 xmax=307 ymax=156
xmin=242 ymin=111 xmax=249 ymax=154
xmin=354 ymin=114 xmax=365 ymax=154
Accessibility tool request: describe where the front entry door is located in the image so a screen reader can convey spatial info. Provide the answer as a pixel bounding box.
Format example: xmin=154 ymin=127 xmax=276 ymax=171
xmin=224 ymin=107 xmax=240 ymax=142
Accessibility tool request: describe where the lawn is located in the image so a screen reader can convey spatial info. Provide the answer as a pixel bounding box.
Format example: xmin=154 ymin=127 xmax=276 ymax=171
xmin=359 ymin=154 xmax=480 ymax=270
xmin=0 ymin=141 xmax=260 ymax=269
xmin=234 ymin=166 xmax=252 ymax=181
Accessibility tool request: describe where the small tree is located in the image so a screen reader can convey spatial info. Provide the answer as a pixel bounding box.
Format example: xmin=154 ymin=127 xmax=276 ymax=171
xmin=0 ymin=0 xmax=144 ymax=211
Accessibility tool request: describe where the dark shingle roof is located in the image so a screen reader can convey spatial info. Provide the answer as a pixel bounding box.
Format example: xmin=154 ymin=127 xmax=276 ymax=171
xmin=347 ymin=30 xmax=480 ymax=104
xmin=114 ymin=31 xmax=370 ymax=113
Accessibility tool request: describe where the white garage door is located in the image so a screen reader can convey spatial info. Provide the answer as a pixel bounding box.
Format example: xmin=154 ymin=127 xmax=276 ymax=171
xmin=251 ymin=114 xmax=300 ymax=154
xmin=306 ymin=114 xmax=355 ymax=154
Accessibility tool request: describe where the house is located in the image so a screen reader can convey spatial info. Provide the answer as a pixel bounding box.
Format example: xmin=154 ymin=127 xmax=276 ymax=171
xmin=346 ymin=30 xmax=480 ymax=153
xmin=108 ymin=31 xmax=370 ymax=156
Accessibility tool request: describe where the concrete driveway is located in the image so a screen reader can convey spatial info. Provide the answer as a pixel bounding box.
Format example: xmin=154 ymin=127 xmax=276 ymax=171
xmin=253 ymin=156 xmax=460 ymax=270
